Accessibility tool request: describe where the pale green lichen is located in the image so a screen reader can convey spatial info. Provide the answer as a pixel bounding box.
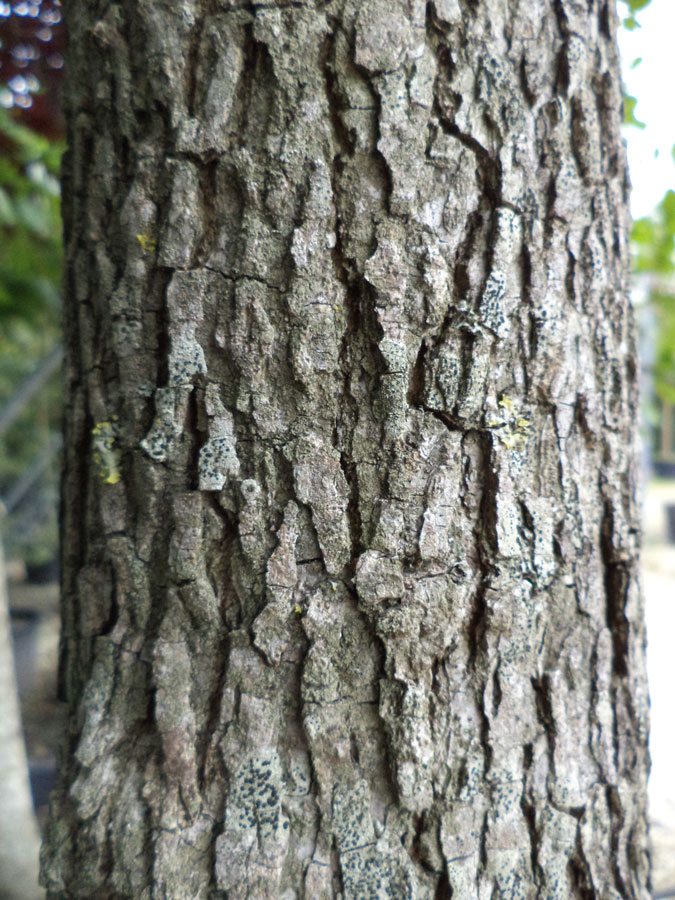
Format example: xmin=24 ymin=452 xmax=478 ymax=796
xmin=215 ymin=750 xmax=290 ymax=897
xmin=92 ymin=420 xmax=122 ymax=484
xmin=378 ymin=337 xmax=409 ymax=437
xmin=332 ymin=781 xmax=415 ymax=900
xmin=135 ymin=231 xmax=156 ymax=253
xmin=198 ymin=411 xmax=240 ymax=490
xmin=228 ymin=752 xmax=287 ymax=842
xmin=479 ymin=207 xmax=522 ymax=338
xmin=487 ymin=395 xmax=531 ymax=450
xmin=168 ymin=326 xmax=207 ymax=387
xmin=139 ymin=388 xmax=185 ymax=462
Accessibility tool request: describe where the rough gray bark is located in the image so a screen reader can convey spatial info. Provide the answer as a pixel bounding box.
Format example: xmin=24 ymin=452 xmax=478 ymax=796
xmin=42 ymin=1 xmax=650 ymax=899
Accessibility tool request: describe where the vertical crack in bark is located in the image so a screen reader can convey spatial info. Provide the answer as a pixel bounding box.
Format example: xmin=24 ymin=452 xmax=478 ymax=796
xmin=194 ymin=157 xmax=220 ymax=265
xmin=322 ymin=24 xmax=367 ymax=568
xmin=432 ymin=102 xmax=501 ymax=207
xmin=186 ymin=15 xmax=206 ymax=117
xmin=434 ymin=864 xmax=452 ymax=900
xmin=606 ymin=784 xmax=631 ymax=900
xmin=520 ymin=742 xmax=541 ymax=894
xmin=552 ymin=0 xmax=570 ymax=36
xmin=601 ymin=503 xmax=629 ymax=678
xmin=531 ymin=674 xmax=556 ymax=756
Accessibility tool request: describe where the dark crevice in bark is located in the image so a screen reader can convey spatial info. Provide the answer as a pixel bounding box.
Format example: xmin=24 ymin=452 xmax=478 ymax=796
xmin=518 ymin=325 xmax=531 ymax=396
xmin=331 ymin=244 xmax=364 ymax=569
xmin=568 ymin=852 xmax=597 ymax=900
xmin=195 ymin=157 xmax=220 ymax=265
xmin=520 ymin=741 xmax=541 ymax=890
xmin=543 ymin=173 xmax=560 ymax=244
xmin=321 ymin=31 xmax=355 ymax=158
xmin=466 ymin=577 xmax=488 ymax=668
xmin=186 ymin=384 xmax=206 ymax=491
xmin=425 ymin=1 xmax=448 ymax=38
xmin=101 ymin=557 xmax=121 ymax=639
xmin=527 ymin=311 xmax=538 ymax=366
xmin=186 ymin=16 xmax=206 ymax=117
xmin=425 ymin=405 xmax=463 ymax=433
xmin=490 ymin=664 xmax=502 ymax=716
xmin=407 ymin=340 xmax=427 ymax=408
xmin=552 ymin=0 xmax=569 ymax=36
xmin=520 ymin=242 xmax=533 ymax=308
xmin=531 ymin=675 xmax=556 ymax=758
xmin=458 ymin=0 xmax=479 ymax=15
xmin=137 ymin=783 xmax=155 ymax=893
xmin=331 ymin=257 xmax=365 ymax=572
xmin=198 ymin=631 xmax=230 ymax=792
xmin=594 ymin=72 xmax=619 ymax=178
xmin=357 ymin=619 xmax=408 ymax=807
xmin=606 ymin=785 xmax=631 ymax=899
xmin=518 ymin=54 xmax=536 ymax=108
xmin=433 ymin=104 xmax=500 ymax=206
xmin=598 ymin=3 xmax=612 ymax=40
xmin=450 ymin=210 xmax=484 ymax=309
xmin=341 ymin=448 xmax=364 ymax=570
xmin=570 ymin=97 xmax=590 ymax=182
xmin=556 ymin=41 xmax=571 ymax=96
xmin=231 ymin=22 xmax=276 ymax=149
xmin=478 ymin=681 xmax=492 ymax=781
xmin=322 ymin=22 xmax=377 ymax=572
xmin=434 ymin=864 xmax=452 ymax=900
xmin=565 ymin=247 xmax=578 ymax=309
xmin=154 ymin=267 xmax=175 ymax=390
xmin=574 ymin=395 xmax=595 ymax=445
xmin=601 ymin=503 xmax=629 ymax=677
xmin=408 ymin=811 xmax=440 ymax=876
xmin=476 ymin=434 xmax=499 ymax=556
xmin=479 ymin=809 xmax=489 ymax=869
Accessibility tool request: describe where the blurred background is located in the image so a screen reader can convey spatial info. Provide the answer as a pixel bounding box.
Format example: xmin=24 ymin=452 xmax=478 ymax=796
xmin=0 ymin=0 xmax=674 ymax=895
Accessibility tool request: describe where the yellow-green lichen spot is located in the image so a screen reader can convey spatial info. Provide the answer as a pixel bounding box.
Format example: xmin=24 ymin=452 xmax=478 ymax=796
xmin=487 ymin=396 xmax=531 ymax=450
xmin=92 ymin=419 xmax=122 ymax=484
xmin=136 ymin=231 xmax=156 ymax=254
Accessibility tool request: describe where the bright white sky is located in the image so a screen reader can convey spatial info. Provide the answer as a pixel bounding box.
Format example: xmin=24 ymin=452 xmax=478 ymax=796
xmin=618 ymin=0 xmax=675 ymax=219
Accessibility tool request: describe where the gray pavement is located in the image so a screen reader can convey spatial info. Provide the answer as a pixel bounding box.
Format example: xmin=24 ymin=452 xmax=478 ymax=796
xmin=643 ymin=479 xmax=675 ymax=893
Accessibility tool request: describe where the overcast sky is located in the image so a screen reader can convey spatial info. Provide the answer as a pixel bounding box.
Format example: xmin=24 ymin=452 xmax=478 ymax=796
xmin=618 ymin=0 xmax=675 ymax=219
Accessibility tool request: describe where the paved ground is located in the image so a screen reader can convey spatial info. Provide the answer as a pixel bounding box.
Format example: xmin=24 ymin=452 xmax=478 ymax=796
xmin=643 ymin=479 xmax=675 ymax=894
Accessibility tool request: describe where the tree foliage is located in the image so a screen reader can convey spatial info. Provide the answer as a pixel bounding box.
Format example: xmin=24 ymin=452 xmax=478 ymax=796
xmin=618 ymin=0 xmax=675 ymax=426
xmin=633 ymin=190 xmax=675 ymax=406
xmin=0 ymin=2 xmax=64 ymax=562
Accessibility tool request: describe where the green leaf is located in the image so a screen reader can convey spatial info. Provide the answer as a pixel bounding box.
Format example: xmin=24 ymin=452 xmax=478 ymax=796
xmin=632 ymin=192 xmax=675 ymax=276
xmin=626 ymin=0 xmax=651 ymax=12
xmin=623 ymin=94 xmax=646 ymax=129
xmin=632 ymin=217 xmax=655 ymax=246
xmin=0 ymin=187 xmax=16 ymax=226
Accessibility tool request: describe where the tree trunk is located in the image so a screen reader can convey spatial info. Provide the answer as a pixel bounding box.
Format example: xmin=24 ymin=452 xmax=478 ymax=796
xmin=42 ymin=1 xmax=650 ymax=898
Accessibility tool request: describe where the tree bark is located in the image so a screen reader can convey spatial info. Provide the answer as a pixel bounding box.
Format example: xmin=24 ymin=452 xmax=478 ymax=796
xmin=42 ymin=1 xmax=650 ymax=899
